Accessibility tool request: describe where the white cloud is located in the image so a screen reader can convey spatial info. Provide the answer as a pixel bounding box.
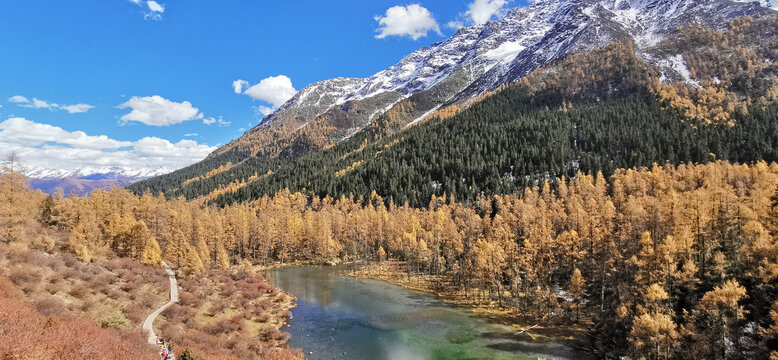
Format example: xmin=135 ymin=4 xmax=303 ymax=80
xmin=375 ymin=4 xmax=441 ymax=40
xmin=202 ymin=116 xmax=230 ymax=127
xmin=234 ymin=75 xmax=297 ymax=117
xmin=232 ymin=79 xmax=249 ymax=94
xmin=256 ymin=106 xmax=275 ymax=117
xmin=183 ymin=133 xmax=198 ymax=137
xmin=147 ymin=0 xmax=164 ymax=13
xmin=60 ymin=104 xmax=95 ymax=114
xmin=8 ymin=95 xmax=94 ymax=114
xmin=28 ymin=98 xmax=59 ymax=110
xmin=0 ymin=117 xmax=215 ymax=174
xmin=8 ymin=96 xmax=29 ymax=104
xmin=446 ymin=20 xmax=465 ymax=30
xmin=118 ymin=95 xmax=203 ymax=126
xmin=0 ymin=117 xmax=131 ymax=150
xmin=242 ymin=75 xmax=297 ymax=107
xmin=466 ymin=0 xmax=507 ymax=25
xmin=129 ymin=0 xmax=165 ymax=21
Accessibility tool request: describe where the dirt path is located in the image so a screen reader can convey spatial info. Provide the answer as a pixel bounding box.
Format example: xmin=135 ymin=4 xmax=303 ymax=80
xmin=143 ymin=261 xmax=178 ymax=345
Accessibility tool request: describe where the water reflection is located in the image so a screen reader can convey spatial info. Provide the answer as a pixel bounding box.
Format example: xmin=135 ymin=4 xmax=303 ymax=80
xmin=268 ymin=266 xmax=582 ymax=360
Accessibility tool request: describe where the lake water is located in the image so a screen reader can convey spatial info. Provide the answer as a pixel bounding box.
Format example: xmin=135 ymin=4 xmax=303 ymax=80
xmin=267 ymin=265 xmax=584 ymax=360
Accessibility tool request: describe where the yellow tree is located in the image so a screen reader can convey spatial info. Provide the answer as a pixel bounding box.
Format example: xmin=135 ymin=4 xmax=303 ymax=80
xmin=629 ymin=311 xmax=679 ymax=360
xmin=68 ymin=222 xmax=95 ymax=262
xmin=216 ymin=243 xmax=230 ymax=270
xmin=179 ymin=241 xmax=205 ymax=275
xmin=686 ymin=280 xmax=748 ymax=359
xmin=474 ymin=234 xmax=507 ymax=306
xmin=0 ymin=170 xmax=41 ymax=243
xmin=140 ymin=236 xmax=162 ymax=265
xmin=568 ymin=267 xmax=586 ymax=323
xmin=196 ymin=237 xmax=211 ymax=269
xmin=628 ymin=284 xmax=679 ymax=359
xmin=165 ymin=227 xmax=186 ymax=268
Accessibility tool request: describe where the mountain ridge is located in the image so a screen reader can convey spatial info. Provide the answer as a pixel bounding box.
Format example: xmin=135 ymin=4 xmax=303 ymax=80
xmin=247 ymin=0 xmax=769 ymax=138
xmin=131 ymin=0 xmax=777 ymax=201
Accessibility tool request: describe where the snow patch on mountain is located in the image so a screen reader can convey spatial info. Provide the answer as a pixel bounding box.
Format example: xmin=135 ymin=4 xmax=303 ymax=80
xmin=657 ymin=54 xmax=701 ymax=87
xmin=733 ymin=0 xmax=778 ymax=11
xmin=485 ymin=41 xmax=526 ymax=63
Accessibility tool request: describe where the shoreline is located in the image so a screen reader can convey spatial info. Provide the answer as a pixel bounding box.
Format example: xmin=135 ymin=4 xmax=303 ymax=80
xmin=344 ymin=260 xmax=591 ymax=347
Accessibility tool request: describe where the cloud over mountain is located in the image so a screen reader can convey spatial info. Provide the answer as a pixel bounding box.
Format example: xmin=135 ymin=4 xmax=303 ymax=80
xmin=375 ymin=4 xmax=442 ymax=40
xmin=0 ymin=117 xmax=215 ymax=174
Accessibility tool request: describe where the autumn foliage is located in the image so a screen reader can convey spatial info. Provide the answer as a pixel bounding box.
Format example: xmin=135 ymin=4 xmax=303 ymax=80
xmin=5 ymin=159 xmax=777 ymax=358
xmin=0 ymin=277 xmax=157 ymax=360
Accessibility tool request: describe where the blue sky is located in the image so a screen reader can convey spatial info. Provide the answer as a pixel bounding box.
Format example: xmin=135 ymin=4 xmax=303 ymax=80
xmin=0 ymin=0 xmax=528 ymax=173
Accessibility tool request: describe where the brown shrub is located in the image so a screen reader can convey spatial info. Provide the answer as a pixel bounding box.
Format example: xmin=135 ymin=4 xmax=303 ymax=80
xmin=68 ymin=283 xmax=89 ymax=298
xmin=178 ymin=291 xmax=203 ymax=308
xmin=231 ymin=271 xmax=249 ymax=281
xmin=221 ymin=282 xmax=236 ymax=297
xmin=259 ymin=327 xmax=285 ymax=342
xmin=123 ymin=303 xmax=148 ymax=324
xmin=61 ymin=252 xmax=79 ymax=268
xmin=159 ymin=322 xmax=186 ymax=343
xmin=108 ymin=288 xmax=124 ymax=300
xmin=262 ymin=348 xmax=305 ymax=360
xmin=43 ymin=254 xmax=66 ymax=271
xmin=257 ymin=298 xmax=273 ymax=310
xmin=44 ymin=281 xmax=63 ymax=295
xmin=6 ymin=245 xmax=34 ymax=265
xmin=48 ymin=271 xmax=65 ymax=284
xmin=256 ymin=313 xmax=271 ymax=323
xmin=163 ymin=304 xmax=197 ymax=323
xmin=8 ymin=267 xmax=41 ymax=286
xmin=34 ymin=297 xmax=67 ymax=316
xmin=7 ymin=267 xmax=42 ymax=293
xmin=120 ymin=281 xmax=138 ymax=293
xmin=0 ymin=278 xmax=156 ymax=360
xmin=61 ymin=267 xmax=79 ymax=280
xmin=203 ymin=316 xmax=244 ymax=336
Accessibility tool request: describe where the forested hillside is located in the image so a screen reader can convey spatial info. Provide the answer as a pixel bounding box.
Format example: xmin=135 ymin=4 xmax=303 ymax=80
xmin=131 ymin=17 xmax=778 ymax=207
xmin=9 ymin=159 xmax=778 ymax=359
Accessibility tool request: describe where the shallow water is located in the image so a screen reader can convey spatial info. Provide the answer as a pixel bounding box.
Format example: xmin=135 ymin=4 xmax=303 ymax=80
xmin=267 ymin=265 xmax=583 ymax=360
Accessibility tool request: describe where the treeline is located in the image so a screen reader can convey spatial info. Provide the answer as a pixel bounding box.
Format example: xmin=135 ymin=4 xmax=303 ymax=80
xmin=9 ymin=160 xmax=778 ymax=358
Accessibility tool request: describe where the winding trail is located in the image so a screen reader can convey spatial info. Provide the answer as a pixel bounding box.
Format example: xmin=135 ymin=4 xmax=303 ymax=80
xmin=143 ymin=261 xmax=179 ymax=345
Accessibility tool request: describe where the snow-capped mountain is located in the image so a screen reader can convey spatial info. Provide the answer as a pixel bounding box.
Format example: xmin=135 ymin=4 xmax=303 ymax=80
xmin=22 ymin=166 xmax=169 ymax=196
xmin=23 ymin=166 xmax=169 ymax=180
xmin=237 ymin=0 xmax=771 ymax=147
